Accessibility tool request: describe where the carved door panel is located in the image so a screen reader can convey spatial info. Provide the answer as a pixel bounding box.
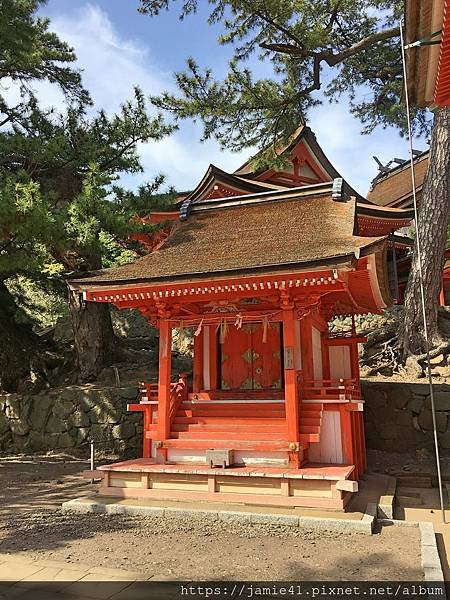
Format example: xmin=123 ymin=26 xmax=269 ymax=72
xmin=220 ymin=323 xmax=282 ymax=390
xmin=252 ymin=323 xmax=282 ymax=389
xmin=220 ymin=325 xmax=253 ymax=390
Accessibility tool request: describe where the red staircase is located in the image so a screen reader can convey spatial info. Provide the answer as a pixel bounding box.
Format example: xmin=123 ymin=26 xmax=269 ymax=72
xmin=149 ymin=400 xmax=287 ymax=450
xmin=147 ymin=399 xmax=324 ymax=451
xmin=138 ymin=378 xmax=361 ymax=456
xmin=299 ymin=402 xmax=323 ymax=443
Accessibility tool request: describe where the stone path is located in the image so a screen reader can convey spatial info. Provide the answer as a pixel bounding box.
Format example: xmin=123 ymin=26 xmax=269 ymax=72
xmin=0 ymin=555 xmax=179 ymax=599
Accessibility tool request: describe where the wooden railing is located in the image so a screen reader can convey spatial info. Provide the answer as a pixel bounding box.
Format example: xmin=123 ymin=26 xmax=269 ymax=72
xmin=138 ymin=374 xmax=188 ymax=430
xmin=138 ymin=382 xmax=159 ymax=403
xmin=297 ymin=374 xmax=361 ymax=401
xmin=169 ymin=375 xmax=188 ymax=423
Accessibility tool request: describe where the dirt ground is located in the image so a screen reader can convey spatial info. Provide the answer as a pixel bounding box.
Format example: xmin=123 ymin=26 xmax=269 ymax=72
xmin=0 ymin=454 xmax=423 ymax=581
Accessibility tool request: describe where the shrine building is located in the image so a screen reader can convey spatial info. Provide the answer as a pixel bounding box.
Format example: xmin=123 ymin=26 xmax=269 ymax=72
xmin=70 ymin=125 xmax=413 ymax=510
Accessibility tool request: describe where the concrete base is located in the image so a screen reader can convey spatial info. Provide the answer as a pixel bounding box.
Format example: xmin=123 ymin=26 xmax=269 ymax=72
xmin=62 ymin=495 xmax=375 ymax=534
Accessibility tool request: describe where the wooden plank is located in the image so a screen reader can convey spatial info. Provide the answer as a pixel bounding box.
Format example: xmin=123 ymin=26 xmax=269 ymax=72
xmin=173 ymin=416 xmax=286 ymax=425
xmin=162 ymin=439 xmax=290 ymax=451
xmin=171 ymin=424 xmax=287 ymax=433
xmin=99 ymin=486 xmax=347 ymax=509
xmin=170 ymin=431 xmax=288 ymax=441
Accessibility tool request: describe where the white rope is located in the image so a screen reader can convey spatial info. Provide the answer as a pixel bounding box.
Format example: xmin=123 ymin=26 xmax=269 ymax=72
xmin=400 ymin=21 xmax=446 ymax=523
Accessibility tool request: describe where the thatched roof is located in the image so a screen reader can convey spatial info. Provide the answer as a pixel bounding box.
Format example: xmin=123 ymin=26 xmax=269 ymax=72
xmin=72 ymin=190 xmax=385 ymax=287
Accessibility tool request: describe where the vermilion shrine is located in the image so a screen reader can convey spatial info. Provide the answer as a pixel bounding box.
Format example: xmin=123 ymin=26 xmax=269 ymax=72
xmin=71 ymin=126 xmax=415 ymax=510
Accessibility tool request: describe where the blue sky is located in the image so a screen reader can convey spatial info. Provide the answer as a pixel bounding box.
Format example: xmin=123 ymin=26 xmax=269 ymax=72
xmin=33 ymin=1 xmax=428 ymax=196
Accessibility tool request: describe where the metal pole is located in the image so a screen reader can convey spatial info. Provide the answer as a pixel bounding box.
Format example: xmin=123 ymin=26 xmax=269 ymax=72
xmin=90 ymin=438 xmax=95 ymax=485
xmin=400 ymin=20 xmax=446 ymax=523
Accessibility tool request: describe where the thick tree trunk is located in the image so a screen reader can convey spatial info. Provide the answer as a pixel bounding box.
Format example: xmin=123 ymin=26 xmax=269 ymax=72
xmin=69 ymin=286 xmax=117 ymax=382
xmin=399 ymin=106 xmax=450 ymax=356
xmin=68 ymin=250 xmax=118 ymax=382
xmin=0 ymin=280 xmax=41 ymax=392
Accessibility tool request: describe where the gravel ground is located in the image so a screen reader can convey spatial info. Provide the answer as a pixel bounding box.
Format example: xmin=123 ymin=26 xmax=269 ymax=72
xmin=0 ymin=454 xmax=423 ymax=581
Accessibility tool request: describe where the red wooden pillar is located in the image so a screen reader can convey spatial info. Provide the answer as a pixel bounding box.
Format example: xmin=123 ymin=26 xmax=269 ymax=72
xmin=209 ymin=326 xmax=218 ymax=390
xmin=360 ymin=411 xmax=367 ymax=471
xmin=349 ymin=342 xmax=360 ymax=383
xmin=156 ymin=319 xmax=172 ymax=462
xmin=321 ymin=335 xmax=330 ymax=380
xmin=282 ymin=308 xmax=300 ymax=466
xmin=193 ymin=329 xmax=203 ymax=393
xmin=299 ymin=315 xmax=314 ymax=381
xmin=340 ymin=405 xmax=355 ymax=474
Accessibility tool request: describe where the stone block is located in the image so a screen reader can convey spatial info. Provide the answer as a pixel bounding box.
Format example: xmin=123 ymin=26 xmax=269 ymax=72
xmin=407 ymin=395 xmax=425 ymax=414
xmin=379 ymin=423 xmax=399 ymax=440
xmin=405 ymin=356 xmax=423 ymax=379
xmin=89 ymin=403 xmax=122 ymax=425
xmin=364 ymin=387 xmax=387 ymax=409
xmin=76 ymin=427 xmax=91 ymax=443
xmin=250 ymin=513 xmax=299 ymax=526
xmin=419 ymin=522 xmax=436 ymax=547
xmin=119 ymin=386 xmax=139 ymax=400
xmin=112 ymin=422 xmax=135 ymax=440
xmin=432 ymin=366 xmax=450 ymax=379
xmin=421 ymin=544 xmax=441 ymax=570
xmin=0 ymin=412 xmax=10 ymax=435
xmin=418 ymin=409 xmax=447 ymax=432
xmin=70 ymin=410 xmax=90 ymax=428
xmin=4 ymin=394 xmax=22 ymax=419
xmin=439 ymin=430 xmax=450 ymax=449
xmin=427 ymin=391 xmax=450 ymax=411
xmin=59 ymin=387 xmax=81 ymax=403
xmin=45 ymin=415 xmax=67 ymax=434
xmin=78 ymin=390 xmax=98 ymax=411
xmin=8 ymin=420 xmax=29 ymax=436
xmin=57 ymin=432 xmax=76 ymax=448
xmin=384 ymin=384 xmax=412 ymax=409
xmin=218 ymin=511 xmax=254 ymax=524
xmin=28 ymin=430 xmax=48 ymax=451
xmin=430 ymin=354 xmax=445 ymax=365
xmin=395 ymin=409 xmax=413 ymax=427
xmin=29 ymin=396 xmax=53 ymax=430
xmin=52 ymin=400 xmax=74 ymax=420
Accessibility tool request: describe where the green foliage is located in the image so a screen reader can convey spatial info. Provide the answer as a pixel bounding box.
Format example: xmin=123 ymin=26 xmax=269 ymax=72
xmin=0 ymin=1 xmax=177 ymax=333
xmin=139 ymin=0 xmax=431 ymax=160
xmin=6 ymin=274 xmax=68 ymax=327
xmin=0 ymin=0 xmax=89 ymax=106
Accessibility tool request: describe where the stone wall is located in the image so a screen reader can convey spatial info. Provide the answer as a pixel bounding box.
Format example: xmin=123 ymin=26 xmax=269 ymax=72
xmin=362 ymin=379 xmax=450 ymax=454
xmin=3 ymin=378 xmax=450 ymax=457
xmin=0 ymin=384 xmax=143 ymax=455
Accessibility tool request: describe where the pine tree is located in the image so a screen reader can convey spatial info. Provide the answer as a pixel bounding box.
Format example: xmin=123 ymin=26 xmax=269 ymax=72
xmin=0 ymin=1 xmax=176 ymax=389
xmin=138 ymin=0 xmax=448 ymax=355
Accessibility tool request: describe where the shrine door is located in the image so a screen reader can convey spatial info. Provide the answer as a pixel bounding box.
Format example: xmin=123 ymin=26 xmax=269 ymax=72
xmin=220 ymin=323 xmax=282 ymax=390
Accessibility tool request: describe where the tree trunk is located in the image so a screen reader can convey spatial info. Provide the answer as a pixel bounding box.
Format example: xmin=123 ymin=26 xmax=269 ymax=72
xmin=0 ymin=280 xmax=41 ymax=392
xmin=68 ymin=286 xmax=118 ymax=382
xmin=399 ymin=106 xmax=450 ymax=356
xmin=68 ymin=250 xmax=118 ymax=382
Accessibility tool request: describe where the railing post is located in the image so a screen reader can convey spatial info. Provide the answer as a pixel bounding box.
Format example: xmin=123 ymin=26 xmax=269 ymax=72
xmin=178 ymin=373 xmax=189 ymax=401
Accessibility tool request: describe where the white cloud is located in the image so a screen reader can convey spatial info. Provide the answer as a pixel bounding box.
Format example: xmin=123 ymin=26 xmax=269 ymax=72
xmin=309 ymin=99 xmax=428 ymax=195
xmin=3 ymin=2 xmax=428 ymax=196
xmin=20 ymin=3 xmax=251 ymax=191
